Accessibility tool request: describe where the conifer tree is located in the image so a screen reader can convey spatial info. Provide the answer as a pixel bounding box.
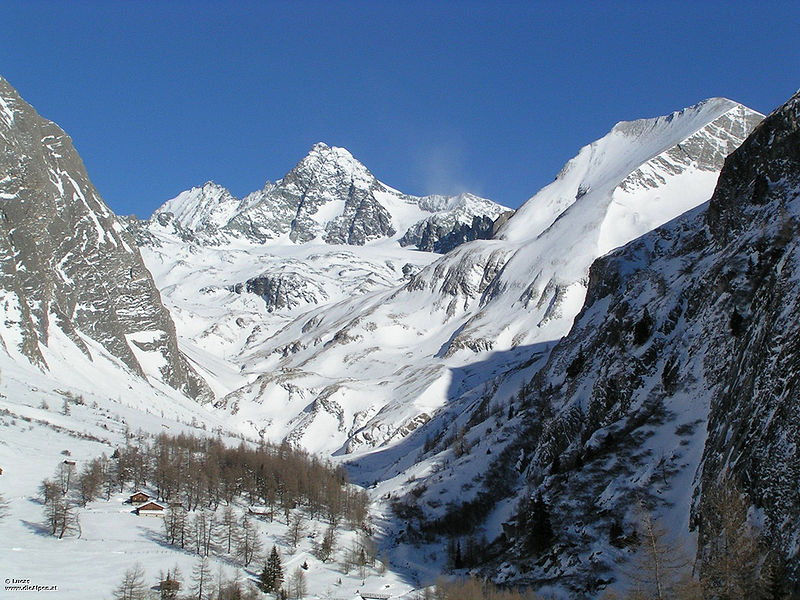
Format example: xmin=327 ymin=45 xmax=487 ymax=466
xmin=622 ymin=500 xmax=695 ymax=599
xmin=288 ymin=567 xmax=307 ymax=600
xmin=190 ymin=556 xmax=214 ymax=600
xmin=519 ymin=492 xmax=553 ymax=554
xmin=259 ymin=546 xmax=283 ymax=595
xmin=236 ymin=515 xmax=262 ymax=567
xmin=316 ymin=525 xmax=336 ymax=562
xmin=699 ymin=479 xmax=769 ymax=598
xmin=220 ymin=504 xmax=237 ymax=554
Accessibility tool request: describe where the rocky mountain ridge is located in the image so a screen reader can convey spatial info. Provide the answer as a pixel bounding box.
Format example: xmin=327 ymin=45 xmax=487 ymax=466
xmin=149 ymin=142 xmax=509 ymax=251
xmin=0 ymin=76 xmax=210 ymax=401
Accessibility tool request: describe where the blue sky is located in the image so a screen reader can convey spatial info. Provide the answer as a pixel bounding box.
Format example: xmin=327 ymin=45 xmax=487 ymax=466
xmin=2 ymin=1 xmax=798 ymax=217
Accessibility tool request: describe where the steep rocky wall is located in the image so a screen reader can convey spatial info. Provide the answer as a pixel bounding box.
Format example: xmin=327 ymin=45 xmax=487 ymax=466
xmin=0 ymin=76 xmax=210 ymax=401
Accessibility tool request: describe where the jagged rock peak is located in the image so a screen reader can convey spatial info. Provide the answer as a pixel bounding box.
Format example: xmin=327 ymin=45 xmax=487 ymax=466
xmin=288 ymin=142 xmax=378 ymax=185
xmin=147 ymin=142 xmax=509 ymax=250
xmin=157 ymin=181 xmax=240 ymax=233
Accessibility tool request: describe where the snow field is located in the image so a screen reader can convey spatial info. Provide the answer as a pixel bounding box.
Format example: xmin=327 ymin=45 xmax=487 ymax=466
xmin=0 ymin=361 xmax=419 ymax=599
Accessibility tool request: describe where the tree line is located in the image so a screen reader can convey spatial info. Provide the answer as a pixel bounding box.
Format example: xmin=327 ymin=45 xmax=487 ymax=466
xmin=117 ymin=431 xmax=369 ymax=525
xmin=111 ymin=546 xmax=312 ymax=600
xmin=38 ymin=431 xmax=369 ymax=540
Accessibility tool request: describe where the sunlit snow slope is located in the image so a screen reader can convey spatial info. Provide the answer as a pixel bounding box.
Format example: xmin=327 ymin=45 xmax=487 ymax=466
xmin=147 ymin=99 xmax=761 ymax=459
xmin=131 ymin=145 xmax=508 ymax=401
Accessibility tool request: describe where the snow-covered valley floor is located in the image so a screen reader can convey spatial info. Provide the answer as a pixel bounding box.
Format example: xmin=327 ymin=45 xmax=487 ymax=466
xmin=0 ymin=358 xmax=424 ymax=599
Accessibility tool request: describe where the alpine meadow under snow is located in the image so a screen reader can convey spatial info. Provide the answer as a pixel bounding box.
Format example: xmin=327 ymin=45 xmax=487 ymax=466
xmin=2 ymin=69 xmax=800 ymax=598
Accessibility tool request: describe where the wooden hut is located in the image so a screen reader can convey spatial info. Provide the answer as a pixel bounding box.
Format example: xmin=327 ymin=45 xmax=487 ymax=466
xmin=136 ymin=501 xmax=165 ymax=516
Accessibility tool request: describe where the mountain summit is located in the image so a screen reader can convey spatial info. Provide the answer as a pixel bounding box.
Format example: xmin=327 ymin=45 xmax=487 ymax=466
xmin=150 ymin=142 xmax=508 ymax=250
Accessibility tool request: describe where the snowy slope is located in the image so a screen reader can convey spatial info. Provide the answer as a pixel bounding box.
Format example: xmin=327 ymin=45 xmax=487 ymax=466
xmin=0 ymin=345 xmax=422 ymax=599
xmin=201 ymin=99 xmax=761 ymax=461
xmin=386 ymin=93 xmax=800 ymax=595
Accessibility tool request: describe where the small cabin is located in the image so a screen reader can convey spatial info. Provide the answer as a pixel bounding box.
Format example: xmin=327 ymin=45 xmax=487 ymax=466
xmin=62 ymin=460 xmax=76 ymax=466
xmin=128 ymin=491 xmax=150 ymax=505
xmin=136 ymin=501 xmax=165 ymax=516
xmin=248 ymin=505 xmax=271 ymax=517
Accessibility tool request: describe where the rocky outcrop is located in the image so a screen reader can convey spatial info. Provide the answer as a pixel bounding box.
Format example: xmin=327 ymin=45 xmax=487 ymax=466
xmin=0 ymin=76 xmax=211 ymax=401
xmin=399 ymin=194 xmax=510 ymax=253
xmin=230 ymin=272 xmax=330 ymax=313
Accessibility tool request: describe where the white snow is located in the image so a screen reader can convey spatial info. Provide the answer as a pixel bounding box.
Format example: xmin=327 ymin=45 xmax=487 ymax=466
xmin=0 ymin=93 xmax=15 ymax=127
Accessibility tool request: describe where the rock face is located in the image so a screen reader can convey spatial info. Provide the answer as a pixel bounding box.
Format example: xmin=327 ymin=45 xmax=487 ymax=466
xmin=149 ymin=143 xmax=509 ymax=251
xmin=444 ymin=92 xmax=800 ymax=592
xmin=0 ymin=76 xmax=210 ymax=401
xmin=399 ymin=194 xmax=506 ymax=253
xmin=224 ymin=143 xmax=398 ymax=245
xmin=229 ymin=271 xmax=331 ymax=313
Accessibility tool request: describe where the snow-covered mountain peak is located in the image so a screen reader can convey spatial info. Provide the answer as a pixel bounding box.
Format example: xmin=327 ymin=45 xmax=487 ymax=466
xmin=497 ymin=98 xmax=763 ymax=246
xmin=288 ymin=141 xmax=378 ymax=189
xmin=189 ymin=98 xmax=762 ymax=466
xmin=156 ymin=180 xmax=240 ymax=233
xmin=463 ymin=88 xmax=800 ymax=591
xmin=144 ymin=142 xmax=508 ymax=250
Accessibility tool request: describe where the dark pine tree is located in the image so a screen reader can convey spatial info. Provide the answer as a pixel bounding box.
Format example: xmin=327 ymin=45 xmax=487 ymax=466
xmin=730 ymin=306 xmax=745 ymax=336
xmin=523 ymin=492 xmax=554 ymax=554
xmin=258 ymin=545 xmax=283 ymax=595
xmin=633 ymin=307 xmax=654 ymax=346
